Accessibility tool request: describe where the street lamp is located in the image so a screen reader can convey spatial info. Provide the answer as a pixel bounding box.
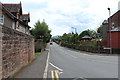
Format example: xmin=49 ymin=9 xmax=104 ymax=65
xmin=71 ymin=27 xmax=77 ymax=33
xmin=108 ymin=7 xmax=112 ymax=54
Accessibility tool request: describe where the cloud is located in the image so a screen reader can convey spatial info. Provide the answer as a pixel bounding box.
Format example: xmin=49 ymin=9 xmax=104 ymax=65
xmin=1 ymin=0 xmax=120 ymax=36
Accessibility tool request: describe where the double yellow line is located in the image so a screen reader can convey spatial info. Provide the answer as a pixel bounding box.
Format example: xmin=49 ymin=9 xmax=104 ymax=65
xmin=51 ymin=70 xmax=59 ymax=80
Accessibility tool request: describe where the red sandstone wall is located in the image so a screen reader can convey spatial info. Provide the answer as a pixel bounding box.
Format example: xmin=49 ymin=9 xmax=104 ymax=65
xmin=1 ymin=25 xmax=35 ymax=78
xmin=107 ymin=32 xmax=120 ymax=48
xmin=109 ymin=10 xmax=120 ymax=28
xmin=0 ymin=3 xmax=3 ymax=80
xmin=0 ymin=25 xmax=2 ymax=80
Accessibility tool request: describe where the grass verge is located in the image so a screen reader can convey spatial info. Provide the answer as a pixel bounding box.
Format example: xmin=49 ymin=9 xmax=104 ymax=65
xmin=35 ymin=52 xmax=42 ymax=55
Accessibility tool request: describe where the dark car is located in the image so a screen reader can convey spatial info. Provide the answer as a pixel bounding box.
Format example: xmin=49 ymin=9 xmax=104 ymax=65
xmin=50 ymin=42 xmax=53 ymax=45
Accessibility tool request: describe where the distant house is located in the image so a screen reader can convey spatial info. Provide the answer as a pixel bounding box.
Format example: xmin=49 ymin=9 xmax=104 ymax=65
xmin=0 ymin=2 xmax=31 ymax=34
xmin=101 ymin=20 xmax=109 ymax=41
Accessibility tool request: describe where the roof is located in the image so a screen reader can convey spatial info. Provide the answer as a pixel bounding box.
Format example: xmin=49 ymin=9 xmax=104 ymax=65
xmin=110 ymin=27 xmax=120 ymax=32
xmin=3 ymin=3 xmax=22 ymax=14
xmin=20 ymin=14 xmax=30 ymax=22
xmin=1 ymin=2 xmax=31 ymax=28
xmin=102 ymin=20 xmax=108 ymax=25
xmin=82 ymin=35 xmax=92 ymax=39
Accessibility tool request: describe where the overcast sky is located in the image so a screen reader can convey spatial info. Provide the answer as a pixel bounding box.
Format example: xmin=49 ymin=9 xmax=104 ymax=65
xmin=1 ymin=0 xmax=120 ymax=36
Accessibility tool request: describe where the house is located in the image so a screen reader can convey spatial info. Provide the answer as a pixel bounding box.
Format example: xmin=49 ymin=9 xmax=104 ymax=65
xmin=0 ymin=2 xmax=31 ymax=34
xmin=97 ymin=20 xmax=109 ymax=47
xmin=99 ymin=8 xmax=120 ymax=53
xmin=107 ymin=9 xmax=120 ymax=53
xmin=0 ymin=2 xmax=35 ymax=79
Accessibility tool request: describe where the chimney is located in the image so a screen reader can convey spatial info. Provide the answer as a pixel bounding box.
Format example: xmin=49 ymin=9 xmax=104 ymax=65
xmin=118 ymin=1 xmax=120 ymax=11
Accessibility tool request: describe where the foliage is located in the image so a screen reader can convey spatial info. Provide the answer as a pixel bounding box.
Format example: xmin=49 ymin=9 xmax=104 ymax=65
xmin=53 ymin=29 xmax=98 ymax=49
xmin=30 ymin=20 xmax=51 ymax=43
xmin=97 ymin=25 xmax=103 ymax=32
xmin=35 ymin=52 xmax=42 ymax=55
xmin=61 ymin=33 xmax=79 ymax=44
xmin=78 ymin=29 xmax=97 ymax=40
xmin=97 ymin=25 xmax=104 ymax=38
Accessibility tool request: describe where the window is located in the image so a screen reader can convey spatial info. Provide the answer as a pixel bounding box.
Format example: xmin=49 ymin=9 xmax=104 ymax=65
xmin=0 ymin=14 xmax=4 ymax=24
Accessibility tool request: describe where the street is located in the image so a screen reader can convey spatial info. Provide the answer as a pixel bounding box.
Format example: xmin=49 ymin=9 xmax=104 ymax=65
xmin=47 ymin=42 xmax=118 ymax=79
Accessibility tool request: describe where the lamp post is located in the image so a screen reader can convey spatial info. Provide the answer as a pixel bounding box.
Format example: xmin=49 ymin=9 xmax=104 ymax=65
xmin=108 ymin=7 xmax=112 ymax=54
xmin=71 ymin=27 xmax=77 ymax=33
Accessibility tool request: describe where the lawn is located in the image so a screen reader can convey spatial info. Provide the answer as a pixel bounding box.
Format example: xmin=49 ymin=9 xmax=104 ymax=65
xmin=35 ymin=52 xmax=42 ymax=55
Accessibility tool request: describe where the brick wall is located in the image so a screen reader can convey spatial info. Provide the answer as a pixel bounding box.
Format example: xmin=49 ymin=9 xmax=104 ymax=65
xmin=0 ymin=24 xmax=35 ymax=78
xmin=35 ymin=39 xmax=43 ymax=52
xmin=109 ymin=10 xmax=120 ymax=28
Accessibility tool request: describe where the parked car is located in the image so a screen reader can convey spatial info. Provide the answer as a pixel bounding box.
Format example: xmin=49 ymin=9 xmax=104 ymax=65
xmin=50 ymin=42 xmax=53 ymax=45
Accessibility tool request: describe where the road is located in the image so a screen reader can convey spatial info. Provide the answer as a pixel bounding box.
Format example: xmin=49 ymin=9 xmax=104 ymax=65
xmin=47 ymin=42 xmax=118 ymax=79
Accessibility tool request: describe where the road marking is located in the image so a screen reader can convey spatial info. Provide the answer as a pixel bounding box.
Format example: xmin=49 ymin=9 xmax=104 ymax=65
xmin=51 ymin=71 xmax=54 ymax=80
xmin=64 ymin=52 xmax=77 ymax=58
xmin=49 ymin=62 xmax=63 ymax=72
xmin=43 ymin=48 xmax=50 ymax=79
xmin=59 ymin=72 xmax=63 ymax=75
xmin=55 ymin=70 xmax=59 ymax=80
xmin=51 ymin=70 xmax=59 ymax=80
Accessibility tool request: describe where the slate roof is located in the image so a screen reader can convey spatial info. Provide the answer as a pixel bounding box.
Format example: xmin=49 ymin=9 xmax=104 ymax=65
xmin=102 ymin=20 xmax=108 ymax=25
xmin=20 ymin=14 xmax=30 ymax=22
xmin=110 ymin=27 xmax=120 ymax=32
xmin=1 ymin=2 xmax=31 ymax=28
xmin=3 ymin=3 xmax=22 ymax=14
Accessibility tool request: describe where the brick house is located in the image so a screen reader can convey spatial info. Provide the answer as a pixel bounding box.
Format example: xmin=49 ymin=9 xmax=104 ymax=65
xmin=0 ymin=2 xmax=35 ymax=79
xmin=99 ymin=10 xmax=120 ymax=53
xmin=107 ymin=10 xmax=120 ymax=53
xmin=0 ymin=2 xmax=30 ymax=34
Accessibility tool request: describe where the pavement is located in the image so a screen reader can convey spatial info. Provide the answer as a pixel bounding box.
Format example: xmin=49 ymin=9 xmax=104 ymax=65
xmin=14 ymin=45 xmax=49 ymax=78
xmin=47 ymin=42 xmax=118 ymax=79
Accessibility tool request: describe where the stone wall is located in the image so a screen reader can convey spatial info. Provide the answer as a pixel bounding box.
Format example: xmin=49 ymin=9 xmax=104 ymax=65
xmin=35 ymin=39 xmax=43 ymax=52
xmin=0 ymin=24 xmax=3 ymax=80
xmin=0 ymin=24 xmax=35 ymax=78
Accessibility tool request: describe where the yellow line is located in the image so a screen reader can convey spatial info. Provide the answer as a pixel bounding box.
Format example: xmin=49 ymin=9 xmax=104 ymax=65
xmin=51 ymin=71 xmax=54 ymax=80
xmin=55 ymin=70 xmax=59 ymax=80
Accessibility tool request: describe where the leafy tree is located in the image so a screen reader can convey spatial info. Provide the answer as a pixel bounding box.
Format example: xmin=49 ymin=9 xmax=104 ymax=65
xmin=88 ymin=30 xmax=97 ymax=39
xmin=30 ymin=20 xmax=51 ymax=43
xmin=97 ymin=25 xmax=103 ymax=38
xmin=78 ymin=29 xmax=97 ymax=40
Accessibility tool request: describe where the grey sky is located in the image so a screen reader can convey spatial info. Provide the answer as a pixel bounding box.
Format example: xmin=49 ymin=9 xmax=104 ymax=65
xmin=1 ymin=0 xmax=120 ymax=36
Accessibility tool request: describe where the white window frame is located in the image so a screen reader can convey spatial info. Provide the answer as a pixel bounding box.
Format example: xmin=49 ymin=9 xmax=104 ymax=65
xmin=0 ymin=14 xmax=4 ymax=25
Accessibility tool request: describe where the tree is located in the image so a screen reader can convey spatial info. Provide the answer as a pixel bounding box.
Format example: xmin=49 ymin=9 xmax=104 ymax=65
xmin=97 ymin=25 xmax=103 ymax=38
xmin=88 ymin=30 xmax=97 ymax=39
xmin=30 ymin=20 xmax=51 ymax=43
xmin=78 ymin=29 xmax=97 ymax=40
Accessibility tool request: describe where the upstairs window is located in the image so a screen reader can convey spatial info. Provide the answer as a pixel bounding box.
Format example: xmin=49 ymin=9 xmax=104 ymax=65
xmin=0 ymin=14 xmax=4 ymax=24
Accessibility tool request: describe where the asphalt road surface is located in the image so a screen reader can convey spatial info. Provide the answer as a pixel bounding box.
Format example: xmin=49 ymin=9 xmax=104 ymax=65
xmin=47 ymin=42 xmax=118 ymax=79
